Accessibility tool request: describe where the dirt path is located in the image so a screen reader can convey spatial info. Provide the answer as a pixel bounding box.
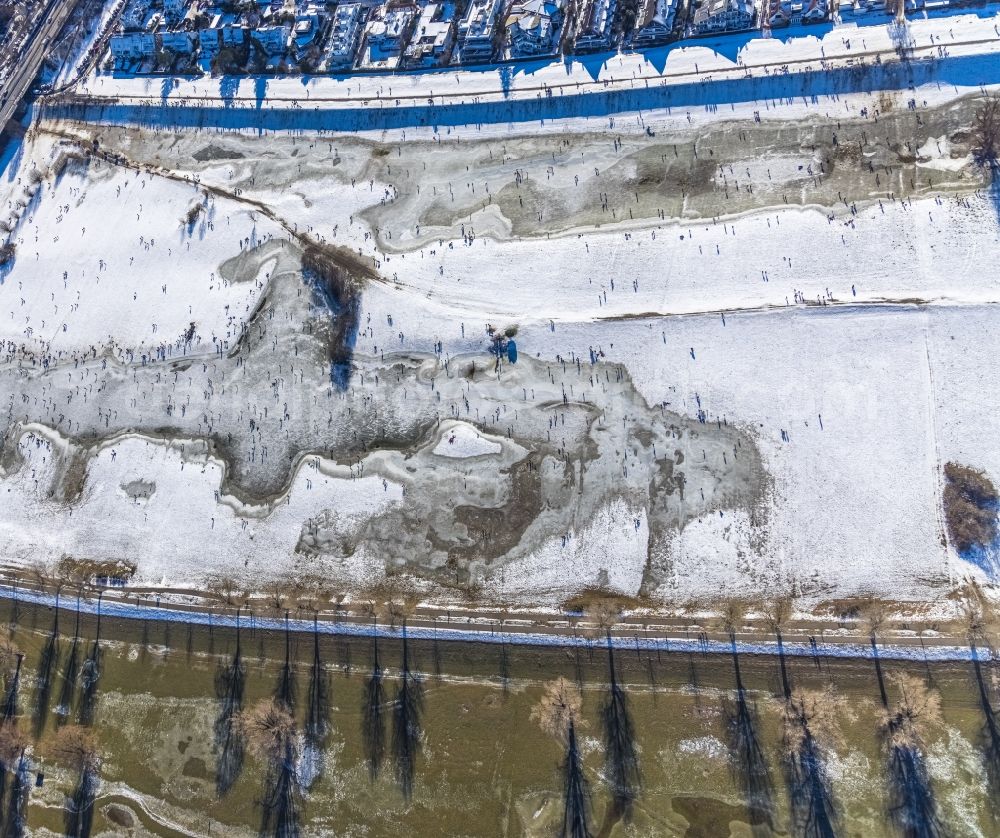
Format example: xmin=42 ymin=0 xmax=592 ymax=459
xmin=0 ymin=572 xmax=978 ymax=659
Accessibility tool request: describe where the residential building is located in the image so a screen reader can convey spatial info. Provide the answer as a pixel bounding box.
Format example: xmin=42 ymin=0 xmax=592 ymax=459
xmin=456 ymin=0 xmax=504 ymax=62
xmin=690 ymin=0 xmax=755 ymax=33
xmin=630 ymin=0 xmax=677 ymax=45
xmin=198 ymin=17 xmax=248 ymax=59
xmin=322 ymin=3 xmax=368 ymax=70
xmin=199 ymin=28 xmax=220 ymax=59
xmin=163 ymin=0 xmax=188 ymax=23
xmin=120 ymin=2 xmax=149 ymax=32
xmin=573 ymin=0 xmax=615 ymax=52
xmin=801 ymin=0 xmax=828 ymax=21
xmin=160 ymin=31 xmax=197 ymax=54
xmin=253 ymin=24 xmax=291 ymax=55
xmin=503 ymin=0 xmax=565 ymax=57
xmin=221 ymin=23 xmax=249 ymax=49
xmin=767 ymin=0 xmax=790 ymax=25
xmin=404 ymin=1 xmax=456 ymax=66
xmin=110 ymin=31 xmax=156 ymax=63
xmin=357 ymin=2 xmax=418 ymax=70
xmin=292 ymin=8 xmax=325 ymax=52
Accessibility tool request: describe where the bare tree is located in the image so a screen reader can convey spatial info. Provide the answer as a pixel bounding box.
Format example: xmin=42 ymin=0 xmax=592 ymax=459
xmin=878 ymin=674 xmax=944 ymax=838
xmin=206 ymin=576 xmax=240 ymax=608
xmin=719 ymin=598 xmax=748 ymax=640
xmin=532 ymin=678 xmax=591 ymax=838
xmin=262 ymin=582 xmax=292 ymax=616
xmin=238 ymin=700 xmax=301 ymax=837
xmin=583 ymin=595 xmax=623 ymax=639
xmin=762 ymin=595 xmax=795 ymax=637
xmin=859 ymin=597 xmax=889 ymax=643
xmin=780 ymin=687 xmax=847 ymax=838
xmin=238 ymin=700 xmax=296 ymax=764
xmin=293 ymin=577 xmax=332 ymax=616
xmin=47 ymin=725 xmax=100 ymax=838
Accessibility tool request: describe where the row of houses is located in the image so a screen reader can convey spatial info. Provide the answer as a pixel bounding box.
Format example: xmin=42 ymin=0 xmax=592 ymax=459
xmin=765 ymin=0 xmax=828 ymax=26
xmin=108 ymin=0 xmax=781 ymax=74
xmin=111 ymin=0 xmax=331 ymax=68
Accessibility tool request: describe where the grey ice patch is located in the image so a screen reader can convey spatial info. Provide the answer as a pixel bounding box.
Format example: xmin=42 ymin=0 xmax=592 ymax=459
xmin=121 ymin=479 xmax=156 ymax=503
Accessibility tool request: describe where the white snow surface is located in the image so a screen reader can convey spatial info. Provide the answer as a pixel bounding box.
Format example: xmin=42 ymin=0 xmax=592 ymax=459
xmin=0 ymin=424 xmax=401 ymax=587
xmin=432 ymin=421 xmax=503 ymax=458
xmin=0 ymin=136 xmax=277 ymax=358
xmin=3 ymin=15 xmax=1000 ymax=603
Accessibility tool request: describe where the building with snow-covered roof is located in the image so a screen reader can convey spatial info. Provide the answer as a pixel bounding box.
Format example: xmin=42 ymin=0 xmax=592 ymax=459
xmin=253 ymin=24 xmax=291 ymax=55
xmin=160 ymin=31 xmax=197 ymax=55
xmin=163 ymin=0 xmax=189 ymax=23
xmin=503 ymin=0 xmax=565 ymax=58
xmin=801 ymin=0 xmax=828 ymax=21
xmin=404 ymin=2 xmax=456 ymax=67
xmin=357 ymin=2 xmax=419 ymax=70
xmin=120 ymin=0 xmax=149 ymax=32
xmin=198 ymin=17 xmax=248 ymax=60
xmin=766 ymin=0 xmax=790 ymax=25
xmin=221 ymin=23 xmax=249 ymax=48
xmin=321 ymin=3 xmax=368 ymax=70
xmin=690 ymin=0 xmax=755 ymax=33
xmin=573 ymin=0 xmax=616 ymax=52
xmin=110 ymin=31 xmax=156 ymax=64
xmin=456 ymin=0 xmax=504 ymax=62
xmin=630 ymin=0 xmax=677 ymax=46
xmin=292 ymin=8 xmax=327 ymax=53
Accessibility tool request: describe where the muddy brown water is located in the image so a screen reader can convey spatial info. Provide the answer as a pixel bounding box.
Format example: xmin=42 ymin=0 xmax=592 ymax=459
xmin=2 ymin=597 xmax=995 ymax=837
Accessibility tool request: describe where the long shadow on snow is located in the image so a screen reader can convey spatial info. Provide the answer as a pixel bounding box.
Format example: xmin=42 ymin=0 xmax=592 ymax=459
xmin=49 ymin=51 xmax=1000 ymax=135
xmin=300 ymin=616 xmax=331 ymax=789
xmin=601 ymin=633 xmax=640 ymax=825
xmin=775 ymin=628 xmax=838 ymax=838
xmin=32 ymin=601 xmax=60 ymax=739
xmin=77 ymin=595 xmax=104 ymax=728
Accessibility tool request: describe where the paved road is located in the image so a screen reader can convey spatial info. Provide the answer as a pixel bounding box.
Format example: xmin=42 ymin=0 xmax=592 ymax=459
xmin=0 ymin=571 xmax=980 ymax=660
xmin=0 ymin=0 xmax=81 ymax=130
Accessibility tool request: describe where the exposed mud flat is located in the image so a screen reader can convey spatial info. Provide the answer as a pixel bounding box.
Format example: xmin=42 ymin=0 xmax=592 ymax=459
xmin=7 ymin=601 xmax=997 ymax=837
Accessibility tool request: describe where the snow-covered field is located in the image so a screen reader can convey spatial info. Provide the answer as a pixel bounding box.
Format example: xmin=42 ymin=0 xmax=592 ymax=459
xmin=1 ymin=300 xmax=990 ymax=602
xmin=1 ymin=12 xmax=999 ymax=609
xmin=0 ymin=135 xmax=279 ymax=359
xmin=0 ymin=425 xmax=399 ymax=586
